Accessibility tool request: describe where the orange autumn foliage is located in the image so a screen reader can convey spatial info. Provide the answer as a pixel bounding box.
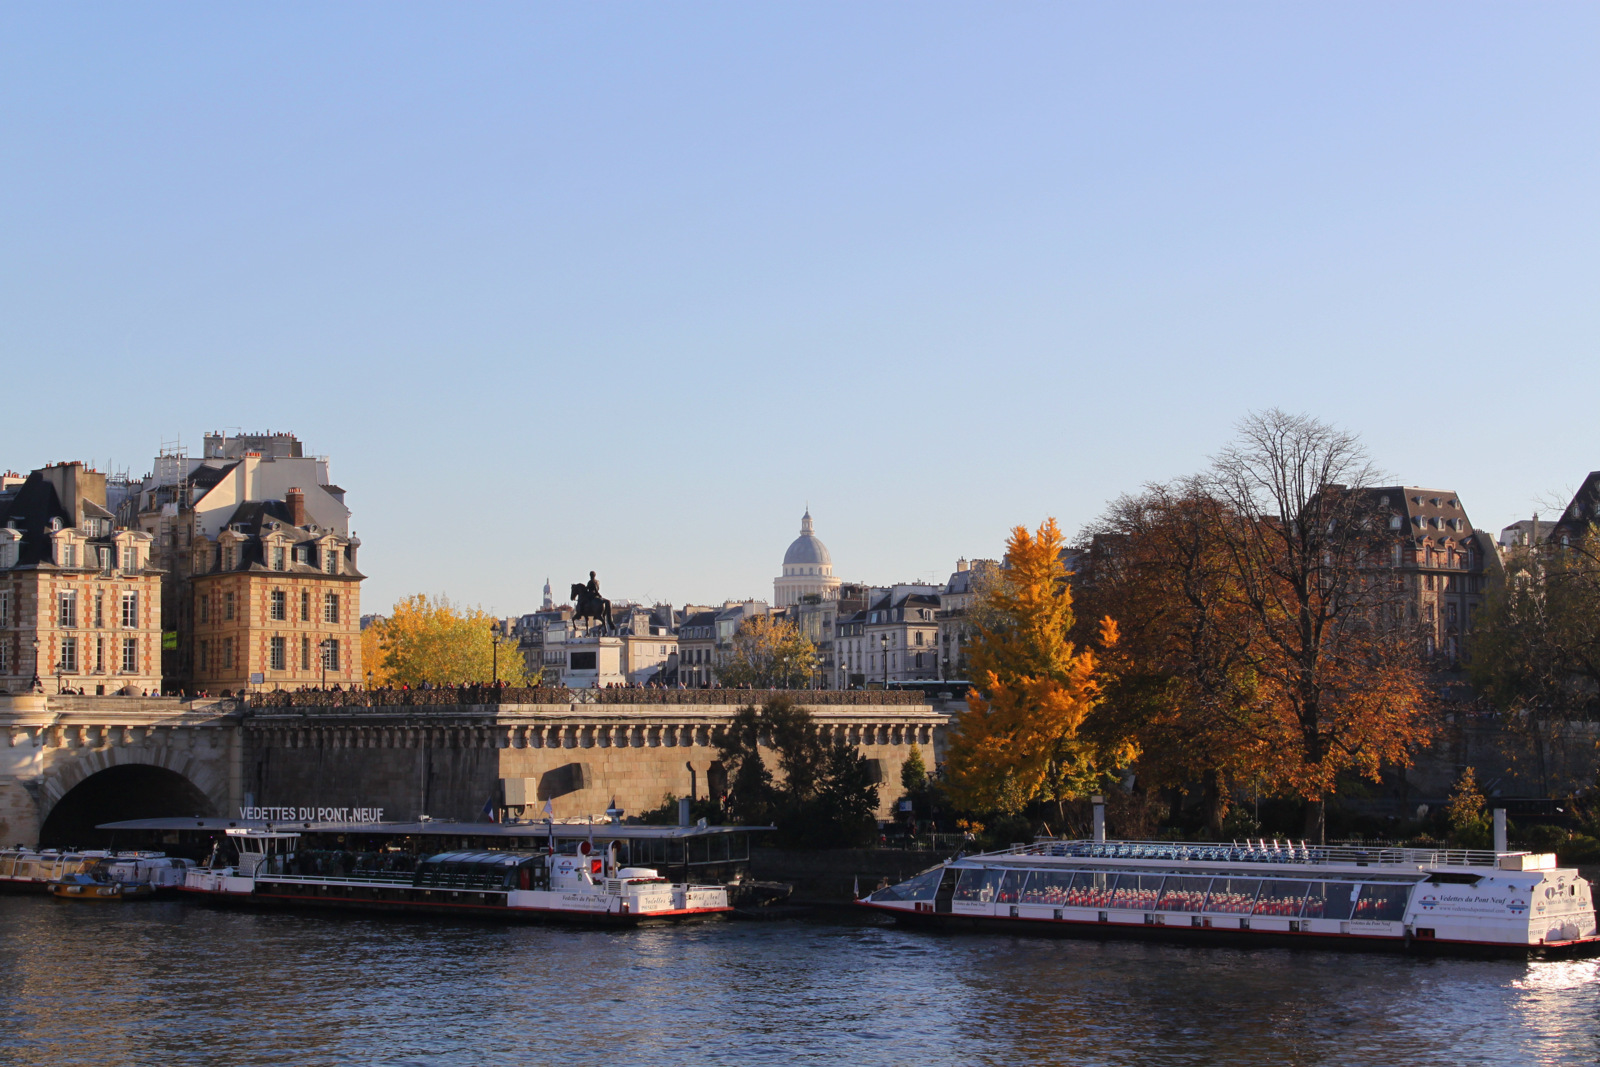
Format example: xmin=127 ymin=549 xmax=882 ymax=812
xmin=945 ymin=518 xmax=1132 ymax=813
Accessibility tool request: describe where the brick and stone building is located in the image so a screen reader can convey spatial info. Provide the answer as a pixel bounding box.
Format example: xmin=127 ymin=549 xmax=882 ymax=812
xmin=936 ymin=558 xmax=996 ymax=680
xmin=124 ymin=432 xmax=363 ymax=692
xmin=0 ymin=463 xmax=161 ymax=694
xmin=1365 ymin=486 xmax=1497 ymax=665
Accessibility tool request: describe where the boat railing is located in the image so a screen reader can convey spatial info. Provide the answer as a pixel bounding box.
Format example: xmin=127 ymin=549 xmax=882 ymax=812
xmin=982 ymin=839 xmax=1504 ymax=869
xmin=258 ymin=871 xmax=420 ymax=887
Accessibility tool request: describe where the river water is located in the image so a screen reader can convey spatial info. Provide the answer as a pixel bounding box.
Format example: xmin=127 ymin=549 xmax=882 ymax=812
xmin=0 ymin=897 xmax=1594 ymax=1066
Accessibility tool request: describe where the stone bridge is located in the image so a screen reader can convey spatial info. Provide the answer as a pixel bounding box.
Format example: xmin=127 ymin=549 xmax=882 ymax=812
xmin=0 ymin=690 xmax=955 ymax=847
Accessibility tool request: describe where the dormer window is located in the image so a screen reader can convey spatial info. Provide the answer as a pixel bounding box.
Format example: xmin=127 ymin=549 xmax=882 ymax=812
xmin=59 ymin=542 xmax=77 ymax=568
xmin=272 ymin=545 xmax=286 ymax=571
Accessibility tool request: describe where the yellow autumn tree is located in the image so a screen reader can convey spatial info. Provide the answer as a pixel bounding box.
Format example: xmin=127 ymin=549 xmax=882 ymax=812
xmin=944 ymin=518 xmax=1133 ymax=813
xmin=716 ymin=614 xmax=819 ymax=689
xmin=369 ymin=594 xmax=537 ymax=687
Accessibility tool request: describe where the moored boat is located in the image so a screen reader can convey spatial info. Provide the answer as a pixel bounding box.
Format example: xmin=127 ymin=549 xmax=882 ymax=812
xmin=182 ymin=827 xmax=733 ymax=924
xmin=46 ymin=871 xmax=156 ymax=902
xmin=860 ymin=837 xmax=1600 ymax=957
xmin=0 ymin=849 xmax=110 ymax=893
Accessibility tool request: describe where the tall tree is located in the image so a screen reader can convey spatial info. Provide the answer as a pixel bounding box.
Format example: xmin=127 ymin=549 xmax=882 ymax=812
xmin=1470 ymin=526 xmax=1600 ymax=793
xmin=944 ymin=518 xmax=1130 ymax=814
xmin=1075 ymin=481 xmax=1267 ymax=835
xmin=371 ymin=594 xmax=537 ymax=687
xmin=716 ymin=615 xmax=819 ymax=689
xmin=1208 ymin=410 xmax=1432 ymax=839
xmin=716 ymin=695 xmax=879 ymax=846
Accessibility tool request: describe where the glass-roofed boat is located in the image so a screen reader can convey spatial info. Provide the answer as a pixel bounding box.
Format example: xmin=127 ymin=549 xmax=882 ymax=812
xmin=860 ymin=837 xmax=1600 ymax=956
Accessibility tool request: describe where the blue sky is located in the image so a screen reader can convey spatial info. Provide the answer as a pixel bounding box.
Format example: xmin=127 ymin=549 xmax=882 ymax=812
xmin=3 ymin=4 xmax=1597 ymax=614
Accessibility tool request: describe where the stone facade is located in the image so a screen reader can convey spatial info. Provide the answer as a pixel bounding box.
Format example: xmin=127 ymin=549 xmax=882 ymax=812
xmin=0 ymin=464 xmax=163 ymax=695
xmin=0 ymin=692 xmax=243 ymax=847
xmin=244 ymin=699 xmax=948 ymax=823
xmin=0 ymin=690 xmax=950 ymax=846
xmin=126 ymin=432 xmax=362 ymax=691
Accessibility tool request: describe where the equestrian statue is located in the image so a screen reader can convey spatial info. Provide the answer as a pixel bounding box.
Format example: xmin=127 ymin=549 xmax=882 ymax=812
xmin=571 ymin=570 xmax=614 ymax=634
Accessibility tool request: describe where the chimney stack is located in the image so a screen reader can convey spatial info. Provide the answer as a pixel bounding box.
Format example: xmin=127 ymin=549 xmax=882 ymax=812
xmin=287 ymin=487 xmax=306 ymax=527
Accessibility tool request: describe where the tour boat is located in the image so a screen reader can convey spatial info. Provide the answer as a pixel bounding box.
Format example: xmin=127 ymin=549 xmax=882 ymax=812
xmin=860 ymin=838 xmax=1600 ymax=957
xmin=181 ymin=827 xmax=732 ymax=924
xmin=46 ymin=872 xmax=156 ymax=902
xmin=0 ymin=849 xmax=110 ymax=893
xmin=101 ymin=852 xmax=195 ymax=896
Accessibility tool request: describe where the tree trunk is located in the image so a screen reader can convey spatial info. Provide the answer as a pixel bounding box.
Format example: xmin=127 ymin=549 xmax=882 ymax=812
xmin=1203 ymin=768 xmax=1228 ymax=838
xmin=1304 ymin=798 xmax=1326 ymax=844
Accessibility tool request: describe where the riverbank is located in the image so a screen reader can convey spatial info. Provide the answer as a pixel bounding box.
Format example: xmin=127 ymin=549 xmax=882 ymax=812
xmin=750 ymin=847 xmax=950 ymax=904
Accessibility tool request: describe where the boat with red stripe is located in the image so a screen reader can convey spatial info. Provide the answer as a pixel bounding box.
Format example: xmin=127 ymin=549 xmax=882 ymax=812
xmin=858 ymin=836 xmax=1600 ymax=957
xmin=180 ymin=826 xmax=734 ymax=925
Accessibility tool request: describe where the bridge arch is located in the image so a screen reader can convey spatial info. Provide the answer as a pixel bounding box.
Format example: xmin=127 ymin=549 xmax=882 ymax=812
xmin=36 ymin=748 xmax=228 ymax=849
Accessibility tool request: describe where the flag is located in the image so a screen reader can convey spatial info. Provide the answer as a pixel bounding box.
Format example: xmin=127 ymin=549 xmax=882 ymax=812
xmin=543 ymin=800 xmax=553 ymax=818
xmin=481 ymin=795 xmax=498 ymax=822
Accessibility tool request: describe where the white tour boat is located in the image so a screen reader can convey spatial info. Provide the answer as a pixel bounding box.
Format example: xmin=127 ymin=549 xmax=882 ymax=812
xmin=182 ymin=828 xmax=731 ymax=924
xmin=860 ymin=837 xmax=1600 ymax=956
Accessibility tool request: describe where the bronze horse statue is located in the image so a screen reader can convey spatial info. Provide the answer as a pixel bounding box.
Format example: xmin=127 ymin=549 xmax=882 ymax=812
xmin=570 ymin=583 xmax=614 ymax=633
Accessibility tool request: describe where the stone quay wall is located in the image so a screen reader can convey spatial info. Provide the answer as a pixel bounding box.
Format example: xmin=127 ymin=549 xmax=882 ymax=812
xmin=0 ymin=693 xmax=245 ymax=847
xmin=243 ymin=699 xmax=952 ymax=825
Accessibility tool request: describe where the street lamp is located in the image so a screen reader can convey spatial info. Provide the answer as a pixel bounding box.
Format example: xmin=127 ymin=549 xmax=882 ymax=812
xmin=490 ymin=620 xmax=504 ymax=686
xmin=29 ymin=638 xmax=41 ymax=693
xmin=320 ymin=638 xmax=333 ymax=689
xmin=879 ymin=632 xmax=889 ymax=690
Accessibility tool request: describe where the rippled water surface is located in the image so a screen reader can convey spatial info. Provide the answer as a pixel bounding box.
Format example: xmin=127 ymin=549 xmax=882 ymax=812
xmin=0 ymin=897 xmax=1595 ymax=1066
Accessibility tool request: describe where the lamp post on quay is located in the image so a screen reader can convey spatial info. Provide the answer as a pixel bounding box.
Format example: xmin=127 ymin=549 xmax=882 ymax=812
xmin=320 ymin=638 xmax=334 ymax=689
xmin=490 ymin=621 xmax=504 ymax=686
xmin=879 ymin=632 xmax=889 ymax=690
xmin=29 ymin=638 xmax=41 ymax=693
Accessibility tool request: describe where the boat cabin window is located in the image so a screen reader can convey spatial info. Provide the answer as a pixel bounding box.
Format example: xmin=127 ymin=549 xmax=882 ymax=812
xmin=1253 ymin=880 xmax=1311 ymax=917
xmin=1425 ymin=872 xmax=1482 ymax=886
xmin=1301 ymin=881 xmax=1359 ymax=920
xmin=1018 ymin=869 xmax=1077 ymax=905
xmin=953 ymin=868 xmax=1006 ymax=903
xmin=1353 ymin=883 xmax=1411 ymax=922
xmin=872 ymin=867 xmax=943 ymax=902
xmin=412 ymin=852 xmax=535 ymax=891
xmin=1109 ymin=874 xmax=1164 ymax=911
xmin=1157 ymin=876 xmax=1212 ymax=913
xmin=1206 ymin=877 xmax=1261 ymax=914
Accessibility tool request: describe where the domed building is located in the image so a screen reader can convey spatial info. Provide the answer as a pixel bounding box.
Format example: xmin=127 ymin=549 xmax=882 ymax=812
xmin=774 ymin=509 xmax=841 ymax=607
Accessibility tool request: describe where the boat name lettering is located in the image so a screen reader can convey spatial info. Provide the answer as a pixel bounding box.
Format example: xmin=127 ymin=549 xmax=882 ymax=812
xmin=237 ymin=806 xmax=386 ymax=822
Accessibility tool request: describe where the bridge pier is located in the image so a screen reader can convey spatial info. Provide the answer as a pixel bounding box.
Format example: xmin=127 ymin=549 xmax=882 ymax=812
xmin=0 ymin=693 xmax=243 ymax=847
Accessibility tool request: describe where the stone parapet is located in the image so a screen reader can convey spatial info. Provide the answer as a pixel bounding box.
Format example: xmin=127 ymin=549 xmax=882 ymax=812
xmin=247 ymin=687 xmax=933 ymax=709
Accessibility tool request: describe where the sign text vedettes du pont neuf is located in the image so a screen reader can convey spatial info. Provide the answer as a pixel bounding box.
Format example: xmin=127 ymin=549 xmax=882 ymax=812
xmin=239 ymin=806 xmax=386 ymax=822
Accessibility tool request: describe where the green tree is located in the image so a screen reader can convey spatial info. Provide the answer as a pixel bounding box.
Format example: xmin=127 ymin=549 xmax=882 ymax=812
xmin=1446 ymin=767 xmax=1491 ymax=849
xmin=716 ymin=695 xmax=880 ymax=846
xmin=900 ymin=745 xmax=929 ymax=793
xmin=715 ymin=615 xmax=820 ymax=689
xmin=1470 ymin=526 xmax=1600 ymax=794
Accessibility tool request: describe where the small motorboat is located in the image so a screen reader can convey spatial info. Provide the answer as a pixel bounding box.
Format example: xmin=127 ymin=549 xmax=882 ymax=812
xmin=46 ymin=872 xmax=156 ymax=902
